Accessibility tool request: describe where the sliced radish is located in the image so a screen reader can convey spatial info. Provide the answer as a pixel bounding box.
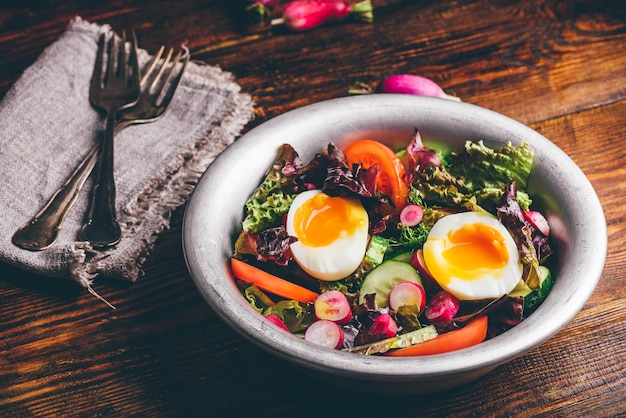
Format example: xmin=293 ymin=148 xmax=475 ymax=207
xmin=314 ymin=290 xmax=352 ymax=324
xmin=388 ymin=281 xmax=426 ymax=312
xmin=265 ymin=313 xmax=289 ymax=331
xmin=425 ymin=290 xmax=460 ymax=323
xmin=410 ymin=249 xmax=430 ymax=277
xmin=304 ymin=320 xmax=344 ymax=349
xmin=523 ymin=210 xmax=550 ymax=236
xmin=410 ymin=249 xmax=438 ymax=290
xmin=369 ymin=313 xmax=398 ymax=339
xmin=399 ymin=204 xmax=424 ymax=227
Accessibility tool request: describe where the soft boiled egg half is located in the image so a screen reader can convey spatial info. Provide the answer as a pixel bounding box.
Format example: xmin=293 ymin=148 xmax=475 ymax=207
xmin=423 ymin=211 xmax=522 ymax=300
xmin=285 ymin=190 xmax=369 ymax=281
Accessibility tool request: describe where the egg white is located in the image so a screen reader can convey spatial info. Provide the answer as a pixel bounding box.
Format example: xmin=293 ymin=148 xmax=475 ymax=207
xmin=286 ymin=190 xmax=369 ymax=281
xmin=423 ymin=211 xmax=522 ymax=300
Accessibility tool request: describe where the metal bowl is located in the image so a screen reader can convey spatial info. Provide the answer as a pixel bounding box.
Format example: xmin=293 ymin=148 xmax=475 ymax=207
xmin=182 ymin=95 xmax=606 ymax=394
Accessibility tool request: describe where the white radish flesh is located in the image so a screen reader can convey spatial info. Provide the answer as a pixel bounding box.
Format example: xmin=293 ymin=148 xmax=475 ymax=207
xmin=305 ymin=320 xmax=345 ymax=349
xmin=314 ymin=290 xmax=352 ymax=323
xmin=400 ymin=204 xmax=424 ymax=226
xmin=388 ymin=281 xmax=426 ymax=312
xmin=523 ymin=210 xmax=550 ymax=236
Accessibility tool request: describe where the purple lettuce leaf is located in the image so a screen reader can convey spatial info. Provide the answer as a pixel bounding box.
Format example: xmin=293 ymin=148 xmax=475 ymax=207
xmin=234 ymin=225 xmax=297 ymax=266
xmin=496 ymin=180 xmax=552 ymax=289
xmin=403 ymin=129 xmax=442 ymax=184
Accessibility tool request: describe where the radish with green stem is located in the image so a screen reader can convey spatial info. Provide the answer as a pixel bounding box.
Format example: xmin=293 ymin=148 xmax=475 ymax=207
xmin=274 ymin=0 xmax=373 ymax=32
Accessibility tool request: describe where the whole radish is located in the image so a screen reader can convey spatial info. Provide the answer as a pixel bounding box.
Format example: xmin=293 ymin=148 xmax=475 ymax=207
xmin=349 ymin=74 xmax=461 ymax=101
xmin=379 ymin=74 xmax=461 ymax=101
xmin=277 ymin=0 xmax=373 ymax=32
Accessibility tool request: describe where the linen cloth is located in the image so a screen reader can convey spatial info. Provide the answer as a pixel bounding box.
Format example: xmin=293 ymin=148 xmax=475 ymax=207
xmin=0 ymin=17 xmax=254 ymax=293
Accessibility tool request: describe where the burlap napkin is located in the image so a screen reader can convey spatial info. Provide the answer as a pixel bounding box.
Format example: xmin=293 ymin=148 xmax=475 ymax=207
xmin=0 ymin=17 xmax=254 ymax=297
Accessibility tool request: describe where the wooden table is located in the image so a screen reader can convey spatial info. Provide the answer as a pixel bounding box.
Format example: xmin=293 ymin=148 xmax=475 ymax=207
xmin=1 ymin=1 xmax=625 ymax=416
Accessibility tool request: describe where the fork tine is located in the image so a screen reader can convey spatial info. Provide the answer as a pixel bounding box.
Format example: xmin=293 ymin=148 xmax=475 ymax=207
xmin=156 ymin=46 xmax=190 ymax=108
xmin=118 ymin=31 xmax=127 ymax=80
xmin=140 ymin=45 xmax=165 ymax=87
xmin=128 ymin=31 xmax=140 ymax=88
xmin=89 ymin=33 xmax=106 ymax=98
xmin=105 ymin=33 xmax=116 ymax=84
xmin=149 ymin=47 xmax=174 ymax=94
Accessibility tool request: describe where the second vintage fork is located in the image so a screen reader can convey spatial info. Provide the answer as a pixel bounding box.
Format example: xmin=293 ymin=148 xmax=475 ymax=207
xmin=12 ymin=37 xmax=188 ymax=251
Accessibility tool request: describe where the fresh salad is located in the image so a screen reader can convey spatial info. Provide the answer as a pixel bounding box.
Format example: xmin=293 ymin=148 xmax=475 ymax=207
xmin=230 ymin=130 xmax=554 ymax=356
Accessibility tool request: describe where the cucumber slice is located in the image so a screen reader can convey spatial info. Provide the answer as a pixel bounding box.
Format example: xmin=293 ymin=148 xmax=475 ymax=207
xmin=359 ymin=260 xmax=422 ymax=307
xmin=524 ymin=266 xmax=553 ymax=314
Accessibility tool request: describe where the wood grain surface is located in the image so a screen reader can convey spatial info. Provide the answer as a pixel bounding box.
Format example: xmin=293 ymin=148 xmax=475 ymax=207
xmin=1 ymin=0 xmax=625 ymax=416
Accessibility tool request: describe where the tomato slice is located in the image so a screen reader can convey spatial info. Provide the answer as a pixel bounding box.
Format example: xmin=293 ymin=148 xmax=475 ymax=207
xmin=342 ymin=139 xmax=409 ymax=209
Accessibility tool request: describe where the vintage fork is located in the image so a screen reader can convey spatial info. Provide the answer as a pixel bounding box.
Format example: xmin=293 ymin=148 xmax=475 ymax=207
xmin=79 ymin=30 xmax=141 ymax=248
xmin=12 ymin=43 xmax=189 ymax=251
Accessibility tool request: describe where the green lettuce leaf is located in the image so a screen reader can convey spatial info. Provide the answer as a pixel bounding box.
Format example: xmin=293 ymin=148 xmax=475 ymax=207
xmin=413 ymin=140 xmax=535 ymax=213
xmin=242 ymin=144 xmax=301 ymax=233
xmin=263 ymin=300 xmax=315 ymax=333
xmin=244 ymin=285 xmax=275 ymax=312
xmin=447 ymin=140 xmax=535 ymax=191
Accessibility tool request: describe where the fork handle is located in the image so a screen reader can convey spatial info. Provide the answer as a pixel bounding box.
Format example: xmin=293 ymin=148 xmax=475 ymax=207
xmin=12 ymin=145 xmax=100 ymax=251
xmin=79 ymin=113 xmax=122 ymax=248
xmin=11 ymin=119 xmax=132 ymax=251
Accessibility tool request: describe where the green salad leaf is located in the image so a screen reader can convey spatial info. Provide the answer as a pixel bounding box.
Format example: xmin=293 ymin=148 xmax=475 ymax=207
xmin=263 ymin=300 xmax=315 ymax=333
xmin=447 ymin=140 xmax=535 ymax=191
xmin=413 ymin=140 xmax=535 ymax=213
xmin=244 ymin=285 xmax=275 ymax=312
xmin=242 ymin=144 xmax=301 ymax=233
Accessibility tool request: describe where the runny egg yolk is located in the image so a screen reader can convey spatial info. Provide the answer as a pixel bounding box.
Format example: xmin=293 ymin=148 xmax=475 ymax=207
xmin=292 ymin=192 xmax=367 ymax=247
xmin=441 ymin=223 xmax=509 ymax=282
xmin=286 ymin=190 xmax=370 ymax=281
xmin=423 ymin=211 xmax=522 ymax=300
